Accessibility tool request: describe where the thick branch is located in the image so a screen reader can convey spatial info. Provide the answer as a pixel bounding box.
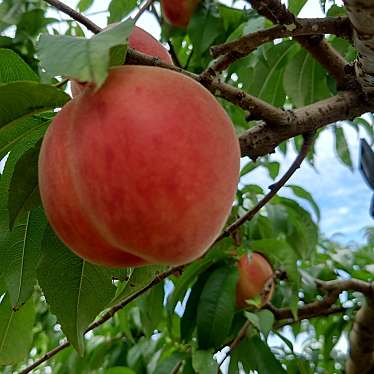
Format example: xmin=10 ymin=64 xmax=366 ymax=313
xmin=317 ymin=278 xmax=374 ymax=297
xmin=344 ymin=0 xmax=374 ymax=93
xmin=18 ymin=265 xmax=183 ymax=374
xmin=239 ymin=90 xmax=374 ymax=159
xmin=266 ymin=277 xmax=374 ymax=323
xmin=346 ymin=300 xmax=374 ymax=374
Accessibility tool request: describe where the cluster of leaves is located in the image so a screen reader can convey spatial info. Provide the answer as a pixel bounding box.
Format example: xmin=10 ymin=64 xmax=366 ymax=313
xmin=0 ymin=0 xmax=373 ymax=373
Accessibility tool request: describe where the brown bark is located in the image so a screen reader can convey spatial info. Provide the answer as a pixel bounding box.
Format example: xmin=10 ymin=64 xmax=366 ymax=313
xmin=239 ymin=91 xmax=374 ymax=159
xmin=247 ymin=0 xmax=349 ymax=87
xmin=346 ymin=300 xmax=374 ymax=374
xmin=211 ymin=17 xmax=352 ymax=57
xmin=344 ymin=0 xmax=374 ymax=93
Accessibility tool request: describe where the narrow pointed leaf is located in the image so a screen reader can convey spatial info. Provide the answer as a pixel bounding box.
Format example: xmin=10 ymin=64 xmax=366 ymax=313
xmin=1 ymin=208 xmax=47 ymax=309
xmin=0 ymin=48 xmax=39 ymax=83
xmin=37 ymin=226 xmax=116 ymax=354
xmin=0 ymin=294 xmax=35 ymax=365
xmin=109 ymin=264 xmax=167 ymax=307
xmin=197 ymin=265 xmax=239 ymax=349
xmin=334 ymin=126 xmax=353 ymax=170
xmin=0 ymin=82 xmax=69 ymax=127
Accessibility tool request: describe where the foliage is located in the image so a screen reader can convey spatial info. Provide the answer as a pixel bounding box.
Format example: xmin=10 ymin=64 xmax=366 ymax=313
xmin=0 ymin=0 xmax=372 ymax=373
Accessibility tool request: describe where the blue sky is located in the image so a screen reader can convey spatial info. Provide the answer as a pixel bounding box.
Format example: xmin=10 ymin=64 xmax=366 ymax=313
xmin=44 ymin=0 xmax=374 ymax=243
xmin=241 ymin=126 xmax=373 ymax=243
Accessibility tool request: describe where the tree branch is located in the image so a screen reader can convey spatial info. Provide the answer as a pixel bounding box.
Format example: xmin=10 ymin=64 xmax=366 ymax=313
xmin=126 ymin=49 xmax=288 ymax=126
xmin=247 ymin=0 xmax=349 ymax=87
xmin=44 ymin=0 xmax=374 ymax=161
xmin=43 ymin=0 xmax=102 ymax=33
xmin=133 ymin=0 xmax=155 ymax=23
xmin=346 ymin=300 xmax=374 ymax=374
xmin=218 ymin=320 xmax=251 ymax=370
xmin=211 ymin=17 xmax=352 ymax=58
xmin=18 ymin=265 xmax=183 ymax=374
xmin=344 ymin=0 xmax=374 ymax=94
xmin=239 ymin=90 xmax=374 ymax=159
xmin=217 ymin=132 xmax=314 ymax=240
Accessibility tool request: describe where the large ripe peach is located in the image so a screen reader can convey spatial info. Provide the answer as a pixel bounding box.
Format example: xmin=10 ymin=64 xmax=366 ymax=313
xmin=39 ymin=66 xmax=240 ymax=267
xmin=71 ymin=26 xmax=173 ymax=97
xmin=161 ymin=0 xmax=200 ymax=28
xmin=236 ymin=252 xmax=274 ymax=308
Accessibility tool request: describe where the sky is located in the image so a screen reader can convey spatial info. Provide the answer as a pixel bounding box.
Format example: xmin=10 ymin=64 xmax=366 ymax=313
xmin=44 ymin=0 xmax=374 ymax=244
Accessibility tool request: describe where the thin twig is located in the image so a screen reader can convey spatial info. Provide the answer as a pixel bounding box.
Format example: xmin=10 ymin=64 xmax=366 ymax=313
xmin=274 ymin=306 xmax=348 ymax=328
xmin=218 ymin=320 xmax=251 ymax=370
xmin=217 ymin=132 xmax=315 ymax=240
xmin=211 ymin=17 xmax=351 ymax=57
xmin=133 ymin=0 xmax=155 ymax=23
xmin=204 ymin=17 xmax=351 ymax=80
xmin=18 ymin=265 xmax=183 ymax=374
xmin=43 ymin=0 xmax=102 ymax=33
xmin=247 ymin=0 xmax=349 ymax=87
xmin=53 ymin=78 xmax=69 ymax=88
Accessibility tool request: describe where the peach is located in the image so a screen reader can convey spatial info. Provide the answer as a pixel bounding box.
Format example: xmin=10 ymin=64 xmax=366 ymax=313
xmin=71 ymin=26 xmax=173 ymax=97
xmin=236 ymin=252 xmax=274 ymax=308
xmin=161 ymin=0 xmax=200 ymax=28
xmin=39 ymin=66 xmax=240 ymax=267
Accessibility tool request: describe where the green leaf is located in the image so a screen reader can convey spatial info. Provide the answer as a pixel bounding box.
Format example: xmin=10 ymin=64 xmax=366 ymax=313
xmin=287 ymin=184 xmax=321 ymax=220
xmin=256 ymin=309 xmax=275 ymax=339
xmin=166 ymin=257 xmax=214 ymax=328
xmin=0 ymin=114 xmax=51 ymax=161
xmin=284 ymin=48 xmax=331 ymax=107
xmin=188 ymin=7 xmax=223 ymax=57
xmin=0 ymin=82 xmax=69 ymax=127
xmin=180 ymin=271 xmax=211 ymax=341
xmin=218 ymin=4 xmax=249 ymax=32
xmin=109 ymin=264 xmax=167 ymax=307
xmin=1 ymin=208 xmax=47 ymax=309
xmin=108 ymin=0 xmax=138 ymax=24
xmin=139 ymin=282 xmax=165 ymax=337
xmin=0 ymin=125 xmax=46 ymax=232
xmin=288 ymin=0 xmax=307 ymax=15
xmin=104 ymin=368 xmax=136 ymax=374
xmin=353 ymin=117 xmax=374 ymax=141
xmin=243 ymin=42 xmax=296 ymax=107
xmin=192 ymin=350 xmax=218 ymax=374
xmin=0 ymin=295 xmax=35 ymax=365
xmin=38 ymin=20 xmax=134 ymax=87
xmin=17 ymin=8 xmax=48 ymax=37
xmin=334 ymin=126 xmax=353 ymax=169
xmin=265 ymin=161 xmax=280 ymax=180
xmin=154 ymin=352 xmax=188 ymax=374
xmin=0 ymin=48 xmax=38 ymax=83
xmin=77 ymin=0 xmax=94 ymax=12
xmin=240 ymin=160 xmax=260 ymax=177
xmin=37 ymin=225 xmax=116 ymax=354
xmin=197 ymin=265 xmax=239 ymax=349
xmin=8 ymin=140 xmax=42 ymax=228
xmin=230 ymin=335 xmax=286 ymax=373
